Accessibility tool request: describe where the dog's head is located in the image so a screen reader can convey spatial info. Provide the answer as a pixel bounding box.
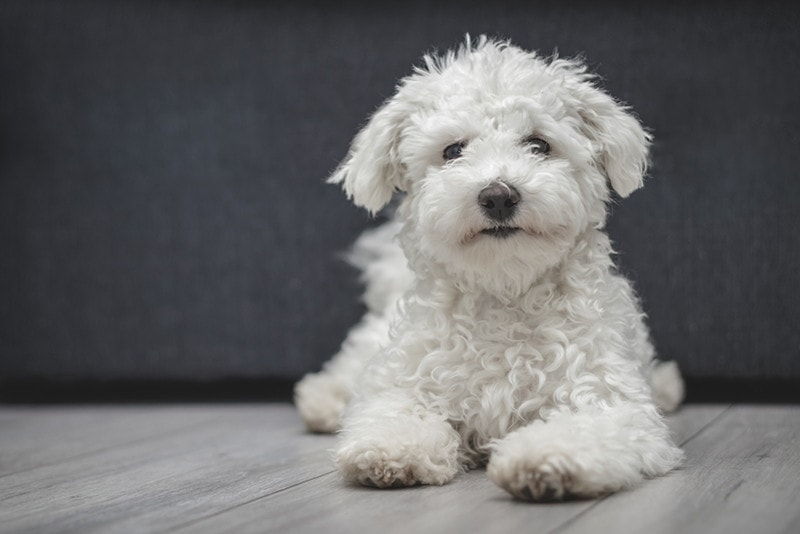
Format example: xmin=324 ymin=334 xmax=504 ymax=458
xmin=330 ymin=37 xmax=650 ymax=294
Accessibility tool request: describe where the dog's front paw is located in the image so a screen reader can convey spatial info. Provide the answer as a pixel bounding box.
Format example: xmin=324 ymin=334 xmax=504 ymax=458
xmin=336 ymin=416 xmax=461 ymax=488
xmin=487 ymin=416 xmax=653 ymax=501
xmin=338 ymin=448 xmax=431 ymax=488
xmin=488 ymin=448 xmax=587 ymax=501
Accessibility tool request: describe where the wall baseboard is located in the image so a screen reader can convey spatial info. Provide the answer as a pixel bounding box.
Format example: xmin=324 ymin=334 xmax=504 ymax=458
xmin=1 ymin=376 xmax=798 ymax=404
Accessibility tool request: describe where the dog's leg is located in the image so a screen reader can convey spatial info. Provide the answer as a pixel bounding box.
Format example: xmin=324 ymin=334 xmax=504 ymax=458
xmin=294 ymin=311 xmax=392 ymax=433
xmin=335 ymin=391 xmax=462 ymax=488
xmin=487 ymin=402 xmax=683 ymax=501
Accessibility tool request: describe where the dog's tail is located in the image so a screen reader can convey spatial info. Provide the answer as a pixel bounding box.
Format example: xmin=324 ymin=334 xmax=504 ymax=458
xmin=345 ymin=220 xmax=413 ymax=315
xmin=649 ymin=360 xmax=685 ymax=413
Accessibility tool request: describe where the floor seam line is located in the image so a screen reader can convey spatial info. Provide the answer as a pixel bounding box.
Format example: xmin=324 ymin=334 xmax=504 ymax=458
xmin=163 ymin=470 xmax=337 ymax=533
xmin=0 ymin=414 xmax=233 ymax=480
xmin=678 ymin=403 xmax=734 ymax=447
xmin=545 ymin=498 xmax=609 ymax=534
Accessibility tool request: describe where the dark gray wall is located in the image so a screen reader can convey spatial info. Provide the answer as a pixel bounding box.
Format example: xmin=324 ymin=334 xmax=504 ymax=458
xmin=1 ymin=0 xmax=798 ymax=386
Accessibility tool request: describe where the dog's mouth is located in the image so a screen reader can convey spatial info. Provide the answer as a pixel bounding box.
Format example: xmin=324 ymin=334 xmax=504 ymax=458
xmin=479 ymin=226 xmax=520 ymax=238
xmin=461 ymin=224 xmax=552 ymax=245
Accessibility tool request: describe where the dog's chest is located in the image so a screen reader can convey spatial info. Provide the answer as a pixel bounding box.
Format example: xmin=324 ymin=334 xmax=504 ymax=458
xmin=411 ymin=302 xmax=569 ymax=441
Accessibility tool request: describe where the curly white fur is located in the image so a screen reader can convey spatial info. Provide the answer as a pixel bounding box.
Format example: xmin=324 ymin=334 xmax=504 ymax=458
xmin=295 ymin=36 xmax=684 ymax=500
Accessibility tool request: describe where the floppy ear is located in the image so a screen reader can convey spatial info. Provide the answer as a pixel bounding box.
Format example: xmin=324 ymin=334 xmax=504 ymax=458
xmin=569 ymin=76 xmax=652 ymax=198
xmin=328 ymin=96 xmax=410 ymax=214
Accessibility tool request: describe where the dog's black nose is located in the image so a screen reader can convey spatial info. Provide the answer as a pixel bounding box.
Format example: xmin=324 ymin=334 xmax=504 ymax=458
xmin=478 ymin=181 xmax=520 ymax=221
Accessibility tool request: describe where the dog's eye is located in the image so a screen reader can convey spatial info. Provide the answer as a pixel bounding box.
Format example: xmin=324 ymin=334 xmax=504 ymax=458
xmin=443 ymin=142 xmax=466 ymax=161
xmin=524 ymin=136 xmax=551 ymax=156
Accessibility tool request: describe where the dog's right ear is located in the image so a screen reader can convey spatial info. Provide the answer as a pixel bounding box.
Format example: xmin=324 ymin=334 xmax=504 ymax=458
xmin=328 ymin=96 xmax=410 ymax=215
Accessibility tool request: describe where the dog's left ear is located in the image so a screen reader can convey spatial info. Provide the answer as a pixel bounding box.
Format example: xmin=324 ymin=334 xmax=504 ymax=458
xmin=568 ymin=77 xmax=652 ymax=198
xmin=328 ymin=96 xmax=410 ymax=215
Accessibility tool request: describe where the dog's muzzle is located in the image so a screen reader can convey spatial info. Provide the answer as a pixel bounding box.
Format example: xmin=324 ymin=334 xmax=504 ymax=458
xmin=478 ymin=181 xmax=520 ymax=222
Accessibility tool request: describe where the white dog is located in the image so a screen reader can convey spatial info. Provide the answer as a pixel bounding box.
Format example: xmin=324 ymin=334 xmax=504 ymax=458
xmin=295 ymin=36 xmax=685 ymax=501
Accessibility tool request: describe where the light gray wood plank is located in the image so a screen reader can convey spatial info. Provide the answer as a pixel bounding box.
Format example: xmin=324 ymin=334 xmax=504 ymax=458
xmin=0 ymin=405 xmax=265 ymax=476
xmin=0 ymin=404 xmax=335 ymax=534
xmin=168 ymin=404 xmax=730 ymax=534
xmin=170 ymin=468 xmax=593 ymax=534
xmin=665 ymin=403 xmax=732 ymax=445
xmin=554 ymin=405 xmax=800 ymax=534
xmin=0 ymin=403 xmax=753 ymax=534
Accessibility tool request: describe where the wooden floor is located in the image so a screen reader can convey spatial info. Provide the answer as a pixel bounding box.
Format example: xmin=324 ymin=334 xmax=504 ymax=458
xmin=1 ymin=403 xmax=798 ymax=534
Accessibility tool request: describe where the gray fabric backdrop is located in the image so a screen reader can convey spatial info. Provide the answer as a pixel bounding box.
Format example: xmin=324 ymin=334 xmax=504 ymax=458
xmin=1 ymin=0 xmax=798 ymax=391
